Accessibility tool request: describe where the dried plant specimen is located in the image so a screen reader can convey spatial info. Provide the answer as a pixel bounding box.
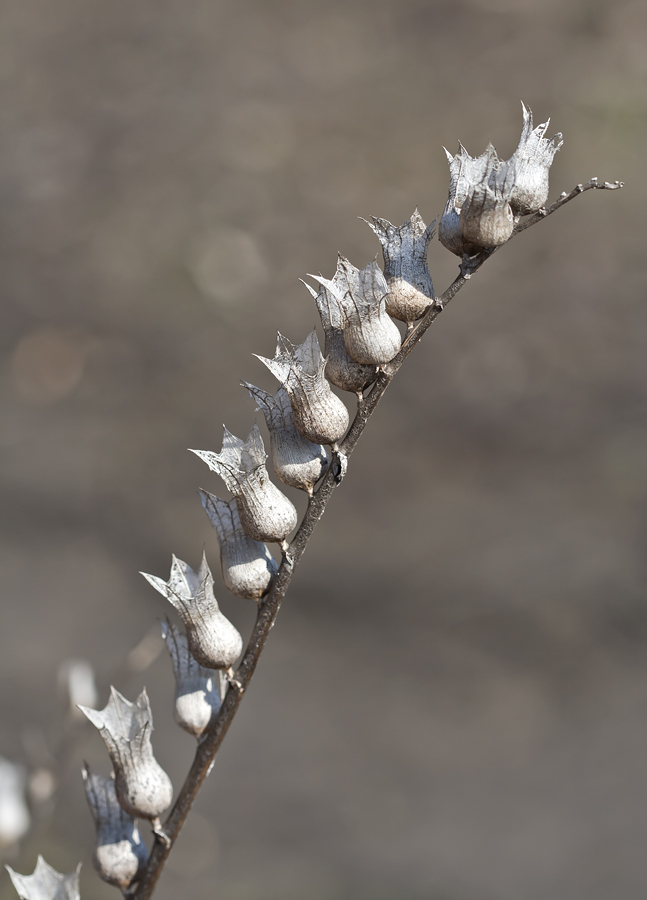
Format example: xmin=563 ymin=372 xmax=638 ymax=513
xmin=509 ymin=102 xmax=563 ymax=214
xmin=363 ymin=209 xmax=435 ymax=323
xmin=255 ymin=331 xmax=350 ymax=445
xmin=200 ymin=490 xmax=278 ymax=599
xmin=78 ymin=688 xmax=173 ymax=822
xmin=161 ymin=621 xmax=225 ymax=737
xmin=242 ymin=383 xmax=328 ymax=495
xmin=142 ymin=553 xmax=243 ymax=669
xmin=312 ymin=257 xmax=402 ymax=365
xmin=82 ymin=764 xmax=148 ymax=890
xmin=302 ymin=272 xmax=377 ymax=396
xmin=191 ymin=424 xmax=298 ymax=542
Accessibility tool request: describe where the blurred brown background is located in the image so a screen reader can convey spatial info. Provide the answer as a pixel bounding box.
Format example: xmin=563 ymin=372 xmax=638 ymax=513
xmin=1 ymin=0 xmax=645 ymax=898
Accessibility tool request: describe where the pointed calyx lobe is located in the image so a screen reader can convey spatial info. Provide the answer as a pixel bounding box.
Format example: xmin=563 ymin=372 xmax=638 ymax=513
xmin=200 ymin=489 xmax=278 ymax=599
xmin=6 ymin=857 xmax=81 ymax=900
xmin=242 ymin=382 xmax=328 ymax=495
xmin=255 ymin=330 xmax=350 ymax=445
xmin=82 ymin=764 xmax=148 ymax=890
xmin=78 ymin=686 xmax=173 ymax=821
xmin=191 ymin=423 xmax=298 ymax=542
xmin=364 ymin=209 xmax=435 ymax=323
xmin=142 ymin=552 xmax=243 ymax=669
xmin=311 ymin=257 xmax=402 ymax=366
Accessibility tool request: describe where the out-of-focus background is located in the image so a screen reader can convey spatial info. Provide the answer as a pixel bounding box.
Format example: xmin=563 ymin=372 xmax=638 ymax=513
xmin=1 ymin=0 xmax=645 ymax=898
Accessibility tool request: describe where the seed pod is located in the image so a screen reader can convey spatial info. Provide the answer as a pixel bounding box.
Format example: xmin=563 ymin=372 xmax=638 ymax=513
xmin=191 ymin=424 xmax=298 ymax=542
xmin=161 ymin=621 xmax=225 ymax=737
xmin=200 ymin=490 xmax=278 ymax=599
xmin=78 ymin=687 xmax=173 ymax=821
xmin=142 ymin=553 xmax=243 ymax=669
xmin=312 ymin=257 xmax=402 ymax=366
xmin=302 ymin=276 xmax=377 ymax=396
xmin=509 ymin=102 xmax=563 ymax=215
xmin=82 ymin=764 xmax=148 ymax=890
xmin=460 ymin=146 xmax=515 ymax=250
xmin=243 ymin=382 xmax=328 ymax=494
xmin=6 ymin=857 xmax=81 ymax=900
xmin=438 ymin=143 xmax=492 ymax=257
xmin=255 ymin=331 xmax=350 ymax=445
xmin=363 ymin=210 xmax=435 ymax=323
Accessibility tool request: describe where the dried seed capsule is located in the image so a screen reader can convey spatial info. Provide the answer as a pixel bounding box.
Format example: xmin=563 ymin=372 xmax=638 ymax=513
xmin=7 ymin=856 xmax=81 ymax=900
xmin=161 ymin=621 xmax=225 ymax=737
xmin=460 ymin=146 xmax=515 ymax=250
xmin=302 ymin=275 xmax=377 ymax=396
xmin=438 ymin=143 xmax=492 ymax=257
xmin=142 ymin=553 xmax=243 ymax=669
xmin=82 ymin=764 xmax=148 ymax=890
xmin=312 ymin=257 xmax=402 ymax=366
xmin=200 ymin=490 xmax=278 ymax=599
xmin=509 ymin=102 xmax=563 ymax=215
xmin=255 ymin=331 xmax=350 ymax=445
xmin=363 ymin=210 xmax=435 ymax=323
xmin=191 ymin=424 xmax=298 ymax=542
xmin=78 ymin=687 xmax=173 ymax=821
xmin=242 ymin=382 xmax=328 ymax=494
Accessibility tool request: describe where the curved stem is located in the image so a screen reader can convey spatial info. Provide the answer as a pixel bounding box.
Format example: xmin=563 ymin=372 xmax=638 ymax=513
xmin=132 ymin=178 xmax=622 ymax=899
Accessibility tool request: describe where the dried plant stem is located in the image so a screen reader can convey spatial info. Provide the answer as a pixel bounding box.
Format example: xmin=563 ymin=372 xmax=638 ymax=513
xmin=132 ymin=178 xmax=622 ymax=900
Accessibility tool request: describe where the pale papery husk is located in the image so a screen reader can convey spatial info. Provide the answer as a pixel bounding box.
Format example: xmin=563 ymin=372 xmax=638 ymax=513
xmin=82 ymin=764 xmax=148 ymax=889
xmin=255 ymin=331 xmax=350 ymax=445
xmin=161 ymin=621 xmax=224 ymax=736
xmin=78 ymin=687 xmax=173 ymax=821
xmin=312 ymin=258 xmax=402 ymax=366
xmin=243 ymin=383 xmax=329 ymax=493
xmin=364 ymin=209 xmax=435 ymax=323
xmin=200 ymin=489 xmax=278 ymax=599
xmin=509 ymin=102 xmax=563 ymax=215
xmin=142 ymin=554 xmax=244 ymax=669
xmin=302 ymin=277 xmax=377 ymax=395
xmin=191 ymin=424 xmax=298 ymax=542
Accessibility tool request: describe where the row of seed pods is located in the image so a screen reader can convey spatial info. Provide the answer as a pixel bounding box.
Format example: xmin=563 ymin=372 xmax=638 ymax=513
xmin=6 ymin=105 xmax=563 ymax=900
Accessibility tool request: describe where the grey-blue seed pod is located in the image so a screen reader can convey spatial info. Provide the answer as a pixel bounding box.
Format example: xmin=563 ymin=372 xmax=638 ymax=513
xmin=363 ymin=210 xmax=435 ymax=324
xmin=243 ymin=382 xmax=328 ymax=495
xmin=191 ymin=424 xmax=298 ymax=542
xmin=255 ymin=331 xmax=350 ymax=446
xmin=142 ymin=553 xmax=244 ymax=669
xmin=200 ymin=489 xmax=278 ymax=599
xmin=78 ymin=687 xmax=173 ymax=821
xmin=82 ymin=764 xmax=148 ymax=890
xmin=161 ymin=621 xmax=225 ymax=737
